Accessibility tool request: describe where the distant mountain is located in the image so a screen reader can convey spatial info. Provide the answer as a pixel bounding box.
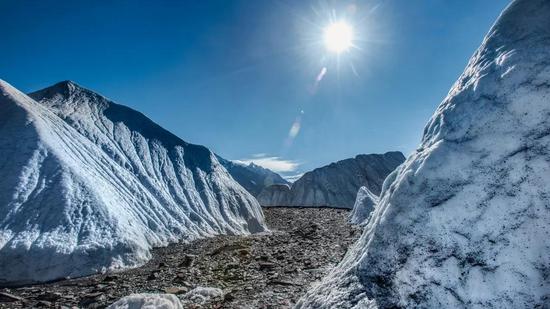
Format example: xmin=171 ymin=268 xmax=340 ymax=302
xmin=297 ymin=0 xmax=550 ymax=307
xmin=0 ymin=80 xmax=266 ymax=286
xmin=216 ymin=156 xmax=290 ymax=197
xmin=257 ymin=152 xmax=405 ymax=208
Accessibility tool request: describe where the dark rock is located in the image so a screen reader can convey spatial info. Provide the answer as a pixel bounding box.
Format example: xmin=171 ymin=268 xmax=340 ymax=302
xmin=78 ymin=292 xmax=106 ymax=307
xmin=36 ymin=300 xmax=53 ymax=307
xmin=178 ymin=254 xmax=196 ymax=267
xmin=37 ymin=291 xmax=62 ymax=302
xmin=268 ymin=279 xmax=300 ymax=286
xmin=224 ymin=292 xmax=235 ymax=302
xmin=259 ymin=262 xmax=276 ymax=271
xmin=158 ymin=262 xmax=168 ymax=268
xmin=146 ymin=272 xmax=160 ymax=281
xmin=103 ymin=274 xmax=119 ymax=282
xmin=238 ymin=249 xmax=251 ymax=256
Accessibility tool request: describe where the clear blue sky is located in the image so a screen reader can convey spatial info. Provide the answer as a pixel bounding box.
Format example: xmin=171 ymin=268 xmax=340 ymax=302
xmin=0 ymin=0 xmax=510 ymax=179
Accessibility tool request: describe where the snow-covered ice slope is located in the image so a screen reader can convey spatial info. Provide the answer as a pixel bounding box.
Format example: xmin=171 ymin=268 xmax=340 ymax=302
xmin=0 ymin=80 xmax=266 ymax=286
xmin=297 ymin=0 xmax=550 ymax=307
xmin=256 ymin=184 xmax=292 ymax=207
xmin=349 ymin=186 xmax=378 ymax=225
xmin=257 ymin=152 xmax=404 ymax=208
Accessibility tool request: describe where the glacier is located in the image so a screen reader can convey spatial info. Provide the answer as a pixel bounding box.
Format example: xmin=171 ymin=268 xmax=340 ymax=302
xmin=297 ymin=0 xmax=550 ymax=307
xmin=256 ymin=183 xmax=293 ymax=207
xmin=257 ymin=152 xmax=404 ymax=208
xmin=0 ymin=80 xmax=266 ymax=286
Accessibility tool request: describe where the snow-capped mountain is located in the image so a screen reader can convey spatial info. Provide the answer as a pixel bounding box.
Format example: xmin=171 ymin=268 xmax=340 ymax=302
xmin=215 ymin=156 xmax=290 ymax=197
xmin=0 ymin=80 xmax=266 ymax=286
xmin=349 ymin=186 xmax=379 ymax=225
xmin=257 ymin=152 xmax=404 ymax=208
xmin=297 ymin=0 xmax=550 ymax=307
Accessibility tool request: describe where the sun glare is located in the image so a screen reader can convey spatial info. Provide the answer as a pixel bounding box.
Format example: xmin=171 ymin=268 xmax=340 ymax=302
xmin=323 ymin=21 xmax=353 ymax=53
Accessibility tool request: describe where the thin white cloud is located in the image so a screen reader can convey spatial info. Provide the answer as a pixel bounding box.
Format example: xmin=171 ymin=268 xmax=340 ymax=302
xmin=234 ymin=155 xmax=300 ymax=173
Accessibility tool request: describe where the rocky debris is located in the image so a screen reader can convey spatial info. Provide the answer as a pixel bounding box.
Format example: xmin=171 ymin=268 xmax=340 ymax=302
xmin=146 ymin=272 xmax=160 ymax=281
xmin=78 ymin=292 xmax=107 ymax=308
xmin=0 ymin=208 xmax=359 ymax=308
xmin=258 ymin=262 xmax=276 ymax=271
xmin=178 ymin=254 xmax=196 ymax=267
xmin=257 ymin=152 xmax=405 ymax=208
xmin=36 ymin=292 xmax=62 ymax=302
xmin=102 ymin=275 xmax=119 ymax=283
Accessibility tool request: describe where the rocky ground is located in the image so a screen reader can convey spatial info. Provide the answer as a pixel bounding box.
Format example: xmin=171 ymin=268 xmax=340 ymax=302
xmin=0 ymin=208 xmax=360 ymax=308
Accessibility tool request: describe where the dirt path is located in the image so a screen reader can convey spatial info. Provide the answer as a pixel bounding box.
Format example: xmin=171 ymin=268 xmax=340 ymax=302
xmin=1 ymin=208 xmax=360 ymax=308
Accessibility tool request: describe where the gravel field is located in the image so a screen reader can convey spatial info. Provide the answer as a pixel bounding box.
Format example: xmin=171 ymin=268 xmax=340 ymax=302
xmin=0 ymin=207 xmax=360 ymax=308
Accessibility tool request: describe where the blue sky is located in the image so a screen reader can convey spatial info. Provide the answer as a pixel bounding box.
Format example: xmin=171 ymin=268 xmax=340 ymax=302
xmin=0 ymin=0 xmax=509 ymax=179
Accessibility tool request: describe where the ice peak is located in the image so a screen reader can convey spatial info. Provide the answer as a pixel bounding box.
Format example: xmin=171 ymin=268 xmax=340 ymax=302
xmin=54 ymin=80 xmax=79 ymax=91
xmin=28 ymin=80 xmax=97 ymax=104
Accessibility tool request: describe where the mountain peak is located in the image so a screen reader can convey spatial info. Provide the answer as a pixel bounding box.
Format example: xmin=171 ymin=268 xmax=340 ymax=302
xmin=55 ymin=80 xmax=79 ymax=90
xmin=28 ymin=80 xmax=91 ymax=102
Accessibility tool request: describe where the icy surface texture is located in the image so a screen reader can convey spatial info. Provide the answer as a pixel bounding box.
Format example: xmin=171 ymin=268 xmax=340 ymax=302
xmin=349 ymin=186 xmax=379 ymax=225
xmin=0 ymin=80 xmax=266 ymax=286
xmin=298 ymin=0 xmax=550 ymax=307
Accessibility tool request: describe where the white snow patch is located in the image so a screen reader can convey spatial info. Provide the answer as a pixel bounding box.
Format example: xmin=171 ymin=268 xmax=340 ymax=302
xmin=180 ymin=287 xmax=224 ymax=306
xmin=107 ymin=293 xmax=183 ymax=309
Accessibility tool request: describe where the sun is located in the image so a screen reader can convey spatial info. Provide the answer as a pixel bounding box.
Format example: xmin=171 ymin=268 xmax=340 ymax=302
xmin=323 ymin=21 xmax=353 ymax=53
